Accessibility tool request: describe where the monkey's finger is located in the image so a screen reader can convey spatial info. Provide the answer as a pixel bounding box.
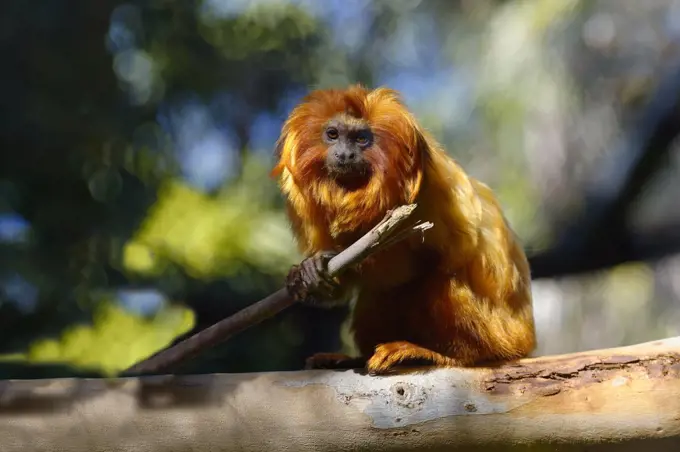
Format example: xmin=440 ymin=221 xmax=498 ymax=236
xmin=315 ymin=251 xmax=338 ymax=273
xmin=317 ymin=251 xmax=338 ymax=262
xmin=300 ymin=259 xmax=321 ymax=285
xmin=285 ymin=264 xmax=312 ymax=302
xmin=298 ymin=257 xmax=329 ymax=291
xmin=285 ymin=264 xmax=302 ymax=287
xmin=303 ymin=266 xmax=336 ymax=296
xmin=312 ymin=255 xmax=326 ymax=274
xmin=312 ymin=255 xmax=338 ymax=287
xmin=302 ymin=260 xmax=337 ymax=298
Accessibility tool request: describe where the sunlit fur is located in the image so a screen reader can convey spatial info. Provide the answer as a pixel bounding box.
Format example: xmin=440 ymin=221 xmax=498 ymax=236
xmin=272 ymin=84 xmax=535 ymax=373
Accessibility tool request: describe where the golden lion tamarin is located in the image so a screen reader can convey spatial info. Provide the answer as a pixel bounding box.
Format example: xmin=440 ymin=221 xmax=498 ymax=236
xmin=271 ymin=84 xmax=535 ymax=375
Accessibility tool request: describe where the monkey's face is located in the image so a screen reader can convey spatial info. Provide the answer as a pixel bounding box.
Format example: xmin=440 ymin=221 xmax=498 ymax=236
xmin=322 ymin=116 xmax=373 ymax=186
xmin=272 ymin=85 xmax=425 ymax=208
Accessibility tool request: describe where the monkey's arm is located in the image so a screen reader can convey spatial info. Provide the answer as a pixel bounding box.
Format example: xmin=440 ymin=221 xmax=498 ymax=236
xmin=287 ymin=252 xmax=367 ymax=370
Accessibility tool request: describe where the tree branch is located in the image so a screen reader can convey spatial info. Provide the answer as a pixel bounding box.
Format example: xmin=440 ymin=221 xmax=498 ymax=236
xmin=2 ymin=337 xmax=680 ymax=451
xmin=124 ymin=204 xmax=433 ymax=376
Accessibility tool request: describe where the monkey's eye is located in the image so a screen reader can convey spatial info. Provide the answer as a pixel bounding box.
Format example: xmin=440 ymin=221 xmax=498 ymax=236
xmin=356 ymin=135 xmax=369 ymax=146
xmin=326 ymin=128 xmax=339 ymax=140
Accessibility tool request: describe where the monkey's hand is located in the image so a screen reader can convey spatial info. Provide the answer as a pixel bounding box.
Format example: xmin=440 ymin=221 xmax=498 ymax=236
xmin=286 ymin=251 xmax=346 ymax=308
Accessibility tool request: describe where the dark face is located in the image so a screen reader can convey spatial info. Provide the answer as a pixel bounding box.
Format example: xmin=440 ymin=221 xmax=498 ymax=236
xmin=323 ymin=118 xmax=373 ymax=184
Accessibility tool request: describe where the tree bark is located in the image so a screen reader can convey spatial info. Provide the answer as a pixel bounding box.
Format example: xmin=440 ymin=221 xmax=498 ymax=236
xmin=1 ymin=337 xmax=680 ymax=451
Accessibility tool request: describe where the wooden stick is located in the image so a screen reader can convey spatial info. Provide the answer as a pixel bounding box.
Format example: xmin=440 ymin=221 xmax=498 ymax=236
xmin=123 ymin=204 xmax=432 ymax=375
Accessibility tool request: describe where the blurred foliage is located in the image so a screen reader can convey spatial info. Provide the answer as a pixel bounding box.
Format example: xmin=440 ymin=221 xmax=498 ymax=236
xmin=123 ymin=156 xmax=297 ymax=281
xmin=24 ymin=301 xmax=194 ymax=376
xmin=0 ymin=0 xmax=679 ymax=379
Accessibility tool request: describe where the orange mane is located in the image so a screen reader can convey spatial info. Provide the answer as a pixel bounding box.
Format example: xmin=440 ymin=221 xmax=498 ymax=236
xmin=271 ymin=85 xmax=428 ymax=251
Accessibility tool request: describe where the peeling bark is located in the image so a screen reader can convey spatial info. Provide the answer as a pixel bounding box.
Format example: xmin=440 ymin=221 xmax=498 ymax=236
xmin=1 ymin=337 xmax=680 ymax=451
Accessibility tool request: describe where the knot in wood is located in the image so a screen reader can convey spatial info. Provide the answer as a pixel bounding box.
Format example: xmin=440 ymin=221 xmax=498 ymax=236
xmin=391 ymin=382 xmax=426 ymax=409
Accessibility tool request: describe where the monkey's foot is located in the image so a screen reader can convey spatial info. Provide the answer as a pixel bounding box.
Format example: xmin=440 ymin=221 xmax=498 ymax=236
xmin=305 ymin=353 xmax=367 ymax=370
xmin=286 ymin=251 xmax=342 ymax=307
xmin=366 ymin=341 xmax=459 ymax=375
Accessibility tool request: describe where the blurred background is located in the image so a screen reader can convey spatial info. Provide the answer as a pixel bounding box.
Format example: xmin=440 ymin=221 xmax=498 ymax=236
xmin=1 ymin=0 xmax=679 ymax=379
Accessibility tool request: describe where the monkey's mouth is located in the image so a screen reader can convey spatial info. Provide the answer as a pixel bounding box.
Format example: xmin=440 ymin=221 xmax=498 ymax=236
xmin=326 ymin=162 xmax=372 ymax=190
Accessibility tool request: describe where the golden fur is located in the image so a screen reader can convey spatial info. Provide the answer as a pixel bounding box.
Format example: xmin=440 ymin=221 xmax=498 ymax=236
xmin=272 ymin=84 xmax=535 ymax=373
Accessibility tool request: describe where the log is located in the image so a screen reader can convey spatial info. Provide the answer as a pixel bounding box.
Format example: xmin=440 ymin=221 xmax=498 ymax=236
xmin=1 ymin=337 xmax=680 ymax=452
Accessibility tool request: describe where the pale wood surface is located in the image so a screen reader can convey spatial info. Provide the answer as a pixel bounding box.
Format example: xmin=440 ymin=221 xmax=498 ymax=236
xmin=1 ymin=336 xmax=680 ymax=451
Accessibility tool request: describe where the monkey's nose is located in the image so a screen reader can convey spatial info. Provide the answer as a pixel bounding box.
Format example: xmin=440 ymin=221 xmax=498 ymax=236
xmin=335 ymin=151 xmax=356 ymax=162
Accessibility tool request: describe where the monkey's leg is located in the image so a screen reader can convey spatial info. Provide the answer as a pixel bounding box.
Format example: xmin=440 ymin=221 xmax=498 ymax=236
xmin=286 ymin=250 xmax=346 ymax=308
xmin=366 ymin=341 xmax=464 ymax=375
xmin=305 ymin=353 xmax=368 ymax=370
